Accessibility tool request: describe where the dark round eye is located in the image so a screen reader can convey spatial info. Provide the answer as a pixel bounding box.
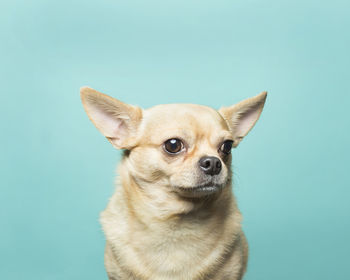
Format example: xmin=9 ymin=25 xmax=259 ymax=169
xmin=220 ymin=140 xmax=233 ymax=155
xmin=164 ymin=138 xmax=184 ymax=154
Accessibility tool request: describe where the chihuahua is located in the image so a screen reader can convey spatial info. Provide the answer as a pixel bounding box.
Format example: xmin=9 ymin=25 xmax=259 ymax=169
xmin=80 ymin=87 xmax=267 ymax=280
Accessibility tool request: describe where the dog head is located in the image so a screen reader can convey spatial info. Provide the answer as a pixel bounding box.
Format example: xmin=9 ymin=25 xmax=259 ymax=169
xmin=81 ymin=87 xmax=266 ymax=198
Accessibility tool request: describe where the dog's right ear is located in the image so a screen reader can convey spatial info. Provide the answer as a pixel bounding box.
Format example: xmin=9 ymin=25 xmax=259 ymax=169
xmin=219 ymin=91 xmax=267 ymax=148
xmin=80 ymin=87 xmax=143 ymax=149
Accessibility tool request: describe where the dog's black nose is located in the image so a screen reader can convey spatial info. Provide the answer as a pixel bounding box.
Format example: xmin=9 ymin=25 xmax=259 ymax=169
xmin=199 ymin=156 xmax=222 ymax=176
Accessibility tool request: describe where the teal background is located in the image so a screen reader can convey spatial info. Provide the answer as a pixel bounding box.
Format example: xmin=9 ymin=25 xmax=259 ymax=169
xmin=1 ymin=0 xmax=349 ymax=279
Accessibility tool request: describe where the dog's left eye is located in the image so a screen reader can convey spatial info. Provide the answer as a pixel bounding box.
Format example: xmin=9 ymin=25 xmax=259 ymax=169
xmin=220 ymin=140 xmax=233 ymax=155
xmin=164 ymin=138 xmax=184 ymax=154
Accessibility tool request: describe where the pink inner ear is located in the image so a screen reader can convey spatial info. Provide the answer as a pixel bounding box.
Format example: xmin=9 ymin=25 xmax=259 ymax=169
xmin=235 ymin=107 xmax=261 ymax=137
xmin=112 ymin=120 xmax=128 ymax=143
xmin=89 ymin=105 xmax=128 ymax=141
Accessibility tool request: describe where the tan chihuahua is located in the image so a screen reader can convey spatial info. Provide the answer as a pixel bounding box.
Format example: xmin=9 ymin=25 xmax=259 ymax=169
xmin=80 ymin=87 xmax=267 ymax=280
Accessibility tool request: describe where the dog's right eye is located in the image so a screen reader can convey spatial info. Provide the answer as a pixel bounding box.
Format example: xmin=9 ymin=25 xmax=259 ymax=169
xmin=163 ymin=138 xmax=184 ymax=154
xmin=219 ymin=140 xmax=233 ymax=155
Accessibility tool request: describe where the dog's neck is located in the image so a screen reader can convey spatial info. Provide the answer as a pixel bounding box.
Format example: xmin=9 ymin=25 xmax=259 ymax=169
xmin=117 ymin=158 xmax=234 ymax=224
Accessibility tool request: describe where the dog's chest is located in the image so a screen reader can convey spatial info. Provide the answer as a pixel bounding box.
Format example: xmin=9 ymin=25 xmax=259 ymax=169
xmin=135 ymin=219 xmax=218 ymax=266
xmin=102 ymin=204 xmax=231 ymax=278
xmin=100 ymin=189 xmax=242 ymax=279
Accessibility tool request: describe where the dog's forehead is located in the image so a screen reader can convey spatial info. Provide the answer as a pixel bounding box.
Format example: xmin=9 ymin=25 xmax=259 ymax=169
xmin=140 ymin=104 xmax=229 ymax=142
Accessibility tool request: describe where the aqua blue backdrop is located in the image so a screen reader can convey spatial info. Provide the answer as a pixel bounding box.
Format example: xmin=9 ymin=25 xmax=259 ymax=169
xmin=1 ymin=0 xmax=349 ymax=279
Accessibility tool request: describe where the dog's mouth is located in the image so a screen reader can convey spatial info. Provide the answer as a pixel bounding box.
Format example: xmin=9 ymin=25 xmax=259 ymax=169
xmin=174 ymin=183 xmax=225 ymax=197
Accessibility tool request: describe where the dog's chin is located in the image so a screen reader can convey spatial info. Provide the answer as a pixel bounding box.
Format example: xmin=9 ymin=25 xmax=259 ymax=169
xmin=174 ymin=184 xmax=225 ymax=198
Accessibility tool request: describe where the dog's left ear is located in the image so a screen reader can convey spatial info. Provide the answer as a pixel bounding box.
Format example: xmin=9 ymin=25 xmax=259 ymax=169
xmin=219 ymin=91 xmax=267 ymax=147
xmin=80 ymin=87 xmax=143 ymax=149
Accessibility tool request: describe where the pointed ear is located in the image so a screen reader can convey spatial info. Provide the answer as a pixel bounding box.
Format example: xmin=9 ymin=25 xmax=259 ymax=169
xmin=80 ymin=87 xmax=143 ymax=149
xmin=219 ymin=91 xmax=267 ymax=147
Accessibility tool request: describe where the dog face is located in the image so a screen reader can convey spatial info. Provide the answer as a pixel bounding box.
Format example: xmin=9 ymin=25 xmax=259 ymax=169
xmin=81 ymin=87 xmax=266 ymax=198
xmin=127 ymin=104 xmax=234 ymax=198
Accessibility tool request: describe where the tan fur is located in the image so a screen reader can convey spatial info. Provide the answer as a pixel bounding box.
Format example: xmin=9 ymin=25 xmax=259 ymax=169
xmin=80 ymin=87 xmax=267 ymax=280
